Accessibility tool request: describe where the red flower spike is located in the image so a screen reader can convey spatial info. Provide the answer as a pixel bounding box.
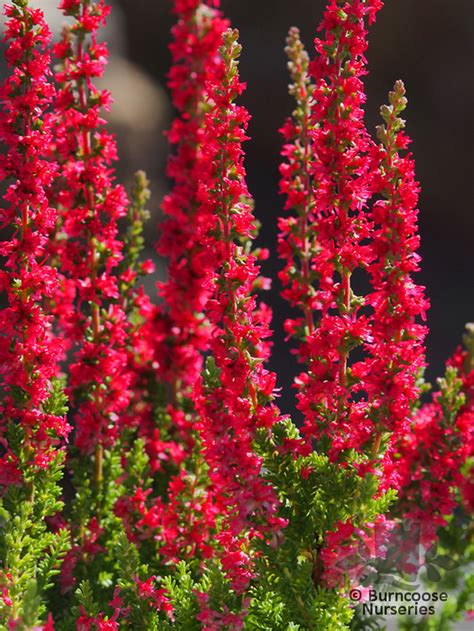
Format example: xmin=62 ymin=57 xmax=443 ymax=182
xmin=0 ymin=0 xmax=70 ymax=489
xmin=279 ymin=1 xmax=428 ymax=590
xmin=155 ymin=0 xmax=229 ymax=391
xmin=121 ymin=0 xmax=230 ymax=567
xmin=192 ymin=28 xmax=287 ymax=594
xmin=396 ymin=339 xmax=474 ymax=548
xmin=51 ymin=0 xmax=134 ymax=455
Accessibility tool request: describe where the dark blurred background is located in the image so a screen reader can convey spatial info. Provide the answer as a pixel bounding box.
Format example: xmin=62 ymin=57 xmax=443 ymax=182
xmin=1 ymin=1 xmax=472 ymax=417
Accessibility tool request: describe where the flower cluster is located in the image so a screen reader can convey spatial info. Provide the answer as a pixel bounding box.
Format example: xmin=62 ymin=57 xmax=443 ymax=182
xmin=0 ymin=2 xmax=71 ymax=626
xmin=368 ymin=79 xmax=429 ymax=449
xmin=192 ymin=28 xmax=286 ymax=592
xmin=396 ymin=335 xmax=474 ymax=547
xmin=115 ymin=0 xmax=230 ymax=567
xmin=320 ymin=515 xmax=395 ymax=589
xmin=0 ymin=0 xmax=70 ymax=486
xmin=278 ymin=26 xmax=316 ymax=346
xmin=279 ymin=0 xmax=413 ymax=460
xmin=51 ymin=0 xmax=132 ymax=457
xmin=278 ymin=0 xmax=429 ymax=592
xmin=48 ymin=0 xmax=156 ymax=605
xmin=196 ymin=590 xmax=248 ymax=630
xmin=448 ymin=332 xmax=474 ymax=464
xmin=156 ymin=0 xmax=229 ymax=389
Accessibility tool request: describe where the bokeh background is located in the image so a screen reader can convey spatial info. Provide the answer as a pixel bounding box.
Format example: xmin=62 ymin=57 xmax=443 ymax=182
xmin=1 ymin=0 xmax=473 ymax=418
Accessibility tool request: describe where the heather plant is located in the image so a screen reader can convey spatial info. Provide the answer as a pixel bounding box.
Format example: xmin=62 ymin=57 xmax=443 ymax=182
xmin=0 ymin=2 xmax=70 ymax=626
xmin=0 ymin=0 xmax=472 ymax=630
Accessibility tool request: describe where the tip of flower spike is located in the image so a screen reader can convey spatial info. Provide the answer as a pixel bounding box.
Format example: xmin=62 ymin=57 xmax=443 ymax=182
xmin=286 ymin=26 xmax=303 ymax=49
xmin=285 ymin=26 xmax=309 ymax=64
xmin=388 ymin=79 xmax=408 ymax=112
xmin=221 ymin=28 xmax=241 ymax=53
xmin=377 ymin=80 xmax=411 ymax=146
xmin=393 ymin=79 xmax=406 ymax=94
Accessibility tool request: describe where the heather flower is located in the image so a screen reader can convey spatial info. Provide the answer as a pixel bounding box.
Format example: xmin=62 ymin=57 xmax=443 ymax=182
xmin=396 ymin=331 xmax=474 ymax=547
xmin=135 ymin=576 xmax=174 ymax=620
xmin=114 ymin=0 xmax=230 ymax=567
xmin=279 ymin=3 xmax=427 ymax=466
xmin=115 ymin=171 xmax=159 ymax=446
xmin=156 ymin=0 xmax=229 ymax=390
xmin=367 ymin=80 xmax=429 ymax=448
xmin=49 ymin=0 xmax=145 ymax=608
xmin=192 ymin=28 xmax=286 ymax=593
xmin=196 ymin=590 xmax=247 ymax=631
xmin=52 ymin=0 xmax=132 ymax=458
xmin=0 ymin=0 xmax=69 ymax=480
xmin=280 ymin=0 xmax=387 ymax=457
xmin=0 ymin=0 xmax=70 ymax=625
xmin=278 ymin=0 xmax=428 ymax=592
xmin=278 ymin=27 xmax=316 ymax=339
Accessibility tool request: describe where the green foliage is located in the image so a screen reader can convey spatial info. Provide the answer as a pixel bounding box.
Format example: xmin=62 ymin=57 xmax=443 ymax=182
xmin=161 ymin=563 xmax=203 ymax=630
xmin=52 ymin=445 xmax=130 ymax=628
xmin=114 ymin=532 xmax=162 ymax=629
xmin=246 ymin=419 xmax=399 ymax=629
xmin=0 ymin=380 xmax=70 ymax=629
xmin=246 ymin=584 xmax=353 ymax=630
